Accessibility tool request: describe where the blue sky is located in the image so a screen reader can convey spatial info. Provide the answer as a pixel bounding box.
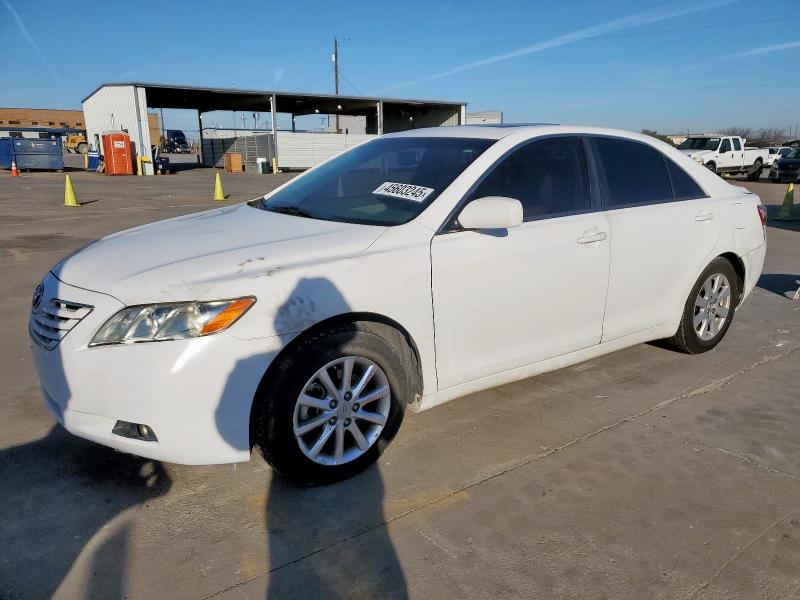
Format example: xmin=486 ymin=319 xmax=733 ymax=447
xmin=1 ymin=0 xmax=798 ymax=135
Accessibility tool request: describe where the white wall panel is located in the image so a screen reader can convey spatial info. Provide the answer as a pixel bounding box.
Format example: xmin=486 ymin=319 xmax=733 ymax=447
xmin=276 ymin=132 xmax=373 ymax=169
xmin=83 ymin=85 xmax=153 ymax=174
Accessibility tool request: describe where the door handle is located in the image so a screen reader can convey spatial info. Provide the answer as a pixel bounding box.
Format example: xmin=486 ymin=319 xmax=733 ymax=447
xmin=694 ymin=212 xmax=715 ymax=222
xmin=577 ymin=231 xmax=607 ymax=244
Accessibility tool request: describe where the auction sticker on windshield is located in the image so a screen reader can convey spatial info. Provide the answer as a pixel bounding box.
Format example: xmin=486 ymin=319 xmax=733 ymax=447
xmin=373 ymin=182 xmax=434 ymax=203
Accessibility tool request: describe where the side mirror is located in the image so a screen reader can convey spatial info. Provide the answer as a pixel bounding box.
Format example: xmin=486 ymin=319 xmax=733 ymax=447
xmin=457 ymin=196 xmax=523 ymax=230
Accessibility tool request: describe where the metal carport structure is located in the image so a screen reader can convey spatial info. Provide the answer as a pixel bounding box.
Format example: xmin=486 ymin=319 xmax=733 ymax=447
xmin=82 ymin=83 xmax=467 ymax=175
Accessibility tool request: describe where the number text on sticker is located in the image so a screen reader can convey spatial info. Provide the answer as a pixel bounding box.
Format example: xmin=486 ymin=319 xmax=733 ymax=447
xmin=373 ymin=182 xmax=434 ymax=203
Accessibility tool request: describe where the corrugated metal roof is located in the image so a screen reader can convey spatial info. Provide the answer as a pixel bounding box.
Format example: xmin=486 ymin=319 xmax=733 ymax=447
xmin=82 ymin=82 xmax=466 ymax=107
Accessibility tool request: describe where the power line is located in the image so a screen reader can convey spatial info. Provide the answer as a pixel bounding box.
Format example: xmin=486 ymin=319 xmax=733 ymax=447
xmin=339 ymin=71 xmax=364 ymax=95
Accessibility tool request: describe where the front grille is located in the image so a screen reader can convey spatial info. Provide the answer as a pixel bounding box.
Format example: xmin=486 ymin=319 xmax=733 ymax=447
xmin=30 ymin=298 xmax=93 ymax=350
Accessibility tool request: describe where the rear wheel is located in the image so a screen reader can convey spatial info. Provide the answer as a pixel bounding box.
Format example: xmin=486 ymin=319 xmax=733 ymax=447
xmin=746 ymin=159 xmax=762 ymax=181
xmin=666 ymin=257 xmax=738 ymax=354
xmin=253 ymin=322 xmax=415 ymax=485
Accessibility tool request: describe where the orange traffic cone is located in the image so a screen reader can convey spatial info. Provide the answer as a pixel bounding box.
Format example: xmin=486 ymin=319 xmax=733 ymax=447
xmin=11 ymin=160 xmax=19 ymax=177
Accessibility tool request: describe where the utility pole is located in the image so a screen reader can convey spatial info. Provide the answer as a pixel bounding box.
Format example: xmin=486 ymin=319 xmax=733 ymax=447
xmin=333 ymin=36 xmax=340 ymax=133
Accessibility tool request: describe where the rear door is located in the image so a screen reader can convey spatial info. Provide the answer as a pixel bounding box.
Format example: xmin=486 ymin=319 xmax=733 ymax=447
xmin=590 ymin=136 xmax=721 ymax=341
xmin=731 ymin=137 xmax=745 ymax=168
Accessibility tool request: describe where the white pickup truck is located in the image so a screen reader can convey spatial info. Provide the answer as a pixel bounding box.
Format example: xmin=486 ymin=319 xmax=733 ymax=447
xmin=677 ymin=135 xmax=767 ymax=181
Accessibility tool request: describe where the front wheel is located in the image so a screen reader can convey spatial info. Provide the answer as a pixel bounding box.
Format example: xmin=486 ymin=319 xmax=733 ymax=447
xmin=705 ymin=162 xmax=717 ymax=174
xmin=253 ymin=322 xmax=415 ymax=485
xmin=666 ymin=257 xmax=738 ymax=354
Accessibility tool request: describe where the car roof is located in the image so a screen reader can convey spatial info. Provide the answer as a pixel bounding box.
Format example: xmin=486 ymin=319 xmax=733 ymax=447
xmin=384 ymin=124 xmax=664 ymax=143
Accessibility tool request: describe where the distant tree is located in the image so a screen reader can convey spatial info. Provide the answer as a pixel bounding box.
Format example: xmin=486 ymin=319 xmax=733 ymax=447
xmin=721 ymin=127 xmax=753 ymax=142
xmin=641 ymin=129 xmax=675 ymax=146
xmin=750 ymin=127 xmax=786 ymax=147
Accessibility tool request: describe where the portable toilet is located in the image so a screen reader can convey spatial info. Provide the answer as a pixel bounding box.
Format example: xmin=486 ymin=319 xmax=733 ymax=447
xmin=0 ymin=137 xmax=64 ymax=171
xmin=102 ymin=131 xmax=134 ymax=175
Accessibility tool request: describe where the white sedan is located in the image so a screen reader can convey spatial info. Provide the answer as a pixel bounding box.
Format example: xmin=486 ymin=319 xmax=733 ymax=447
xmin=30 ymin=125 xmax=767 ymax=484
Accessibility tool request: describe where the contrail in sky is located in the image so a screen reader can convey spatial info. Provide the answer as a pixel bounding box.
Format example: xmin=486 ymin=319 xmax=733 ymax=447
xmin=1 ymin=0 xmax=62 ymax=82
xmin=376 ymin=0 xmax=740 ymax=93
xmin=717 ymin=39 xmax=800 ymax=60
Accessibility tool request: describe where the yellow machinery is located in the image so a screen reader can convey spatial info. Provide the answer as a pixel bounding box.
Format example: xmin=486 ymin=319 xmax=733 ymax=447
xmin=64 ymin=134 xmax=88 ymax=154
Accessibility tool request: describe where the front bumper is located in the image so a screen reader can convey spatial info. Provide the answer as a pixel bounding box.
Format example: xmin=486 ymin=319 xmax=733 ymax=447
xmin=769 ymin=168 xmax=800 ymax=182
xmin=30 ymin=272 xmax=285 ymax=464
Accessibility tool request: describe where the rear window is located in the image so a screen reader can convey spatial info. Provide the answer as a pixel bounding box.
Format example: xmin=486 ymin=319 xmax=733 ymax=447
xmin=666 ymin=160 xmax=706 ymax=201
xmin=593 ymin=137 xmax=672 ymax=208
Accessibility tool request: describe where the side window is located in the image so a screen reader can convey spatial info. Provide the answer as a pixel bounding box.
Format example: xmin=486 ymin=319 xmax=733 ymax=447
xmin=469 ymin=137 xmax=591 ymax=220
xmin=592 ymin=137 xmax=672 ymax=207
xmin=720 ymin=139 xmax=731 ymax=153
xmin=732 ymin=138 xmax=742 ymax=151
xmin=667 ymin=160 xmax=706 ymax=201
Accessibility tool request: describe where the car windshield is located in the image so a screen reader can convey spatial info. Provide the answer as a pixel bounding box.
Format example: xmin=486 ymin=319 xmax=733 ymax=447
xmin=784 ymin=148 xmax=800 ymax=159
xmin=255 ymin=136 xmax=494 ymax=226
xmin=678 ymin=138 xmax=720 ymax=151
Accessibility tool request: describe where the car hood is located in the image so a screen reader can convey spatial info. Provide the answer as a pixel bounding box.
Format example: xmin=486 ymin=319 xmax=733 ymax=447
xmin=776 ymin=158 xmax=800 ymax=169
xmin=679 ymin=149 xmax=712 ymax=158
xmin=52 ymin=202 xmax=387 ymax=304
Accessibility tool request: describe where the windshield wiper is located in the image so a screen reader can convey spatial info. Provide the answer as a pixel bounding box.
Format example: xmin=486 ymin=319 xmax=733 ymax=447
xmin=268 ymin=205 xmax=318 ymax=219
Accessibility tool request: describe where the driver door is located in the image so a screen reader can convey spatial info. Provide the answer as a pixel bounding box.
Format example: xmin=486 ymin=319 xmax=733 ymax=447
xmin=717 ymin=138 xmax=735 ymax=170
xmin=430 ymin=136 xmax=611 ymax=389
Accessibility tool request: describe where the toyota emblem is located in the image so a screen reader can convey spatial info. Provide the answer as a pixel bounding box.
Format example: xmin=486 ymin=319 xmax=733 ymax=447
xmin=32 ymin=283 xmax=44 ymax=310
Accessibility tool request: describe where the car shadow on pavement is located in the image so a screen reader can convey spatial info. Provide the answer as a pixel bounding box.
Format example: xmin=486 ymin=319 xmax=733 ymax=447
xmin=0 ymin=426 xmax=170 ymax=599
xmin=264 ymin=467 xmax=408 ymax=599
xmin=215 ymin=276 xmax=409 ymax=599
xmin=757 ymin=273 xmax=800 ymax=300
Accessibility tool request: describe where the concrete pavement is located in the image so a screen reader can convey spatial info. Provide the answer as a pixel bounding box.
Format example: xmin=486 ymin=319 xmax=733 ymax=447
xmin=0 ymin=166 xmax=798 ymax=599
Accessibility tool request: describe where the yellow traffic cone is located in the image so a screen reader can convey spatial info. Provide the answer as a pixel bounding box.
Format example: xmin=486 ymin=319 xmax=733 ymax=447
xmin=64 ymin=175 xmax=78 ymax=207
xmin=213 ymin=172 xmax=225 ymax=201
xmin=775 ymin=183 xmax=797 ymax=221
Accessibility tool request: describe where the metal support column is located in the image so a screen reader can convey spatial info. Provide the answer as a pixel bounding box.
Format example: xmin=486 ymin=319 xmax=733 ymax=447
xmin=270 ymin=94 xmax=278 ymax=172
xmin=197 ymin=110 xmax=204 ymax=166
xmin=132 ymin=86 xmax=151 ymax=175
xmin=377 ymin=100 xmax=384 ymax=135
xmin=460 ymin=104 xmax=466 ymax=125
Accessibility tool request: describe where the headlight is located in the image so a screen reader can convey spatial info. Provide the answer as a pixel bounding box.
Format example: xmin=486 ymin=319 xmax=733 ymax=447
xmin=694 ymin=155 xmax=704 ymax=164
xmin=90 ymin=297 xmax=255 ymax=346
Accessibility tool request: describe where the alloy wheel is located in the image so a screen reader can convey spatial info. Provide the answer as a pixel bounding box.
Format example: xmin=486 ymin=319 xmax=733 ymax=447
xmin=693 ymin=273 xmax=731 ymax=340
xmin=293 ymin=356 xmax=391 ymax=466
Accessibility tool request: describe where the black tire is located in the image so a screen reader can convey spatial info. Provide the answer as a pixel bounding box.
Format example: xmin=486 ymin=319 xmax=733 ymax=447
xmin=666 ymin=257 xmax=739 ymax=354
xmin=253 ymin=321 xmax=418 ymax=485
xmin=705 ymin=162 xmax=717 ymax=174
xmin=746 ymin=159 xmax=762 ymax=181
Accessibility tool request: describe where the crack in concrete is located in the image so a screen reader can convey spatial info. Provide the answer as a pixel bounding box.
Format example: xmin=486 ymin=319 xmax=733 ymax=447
xmin=684 ymin=508 xmax=797 ymax=599
xmin=203 ymin=346 xmax=800 ymax=598
xmin=686 ymin=436 xmax=800 ymax=482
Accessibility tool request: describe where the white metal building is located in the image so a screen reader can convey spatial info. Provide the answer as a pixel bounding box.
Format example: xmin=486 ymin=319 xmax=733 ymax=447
xmin=82 ymin=83 xmax=467 ymax=175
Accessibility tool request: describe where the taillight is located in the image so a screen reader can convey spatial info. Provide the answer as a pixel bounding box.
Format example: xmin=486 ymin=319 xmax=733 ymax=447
xmin=757 ymin=204 xmax=768 ymax=226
